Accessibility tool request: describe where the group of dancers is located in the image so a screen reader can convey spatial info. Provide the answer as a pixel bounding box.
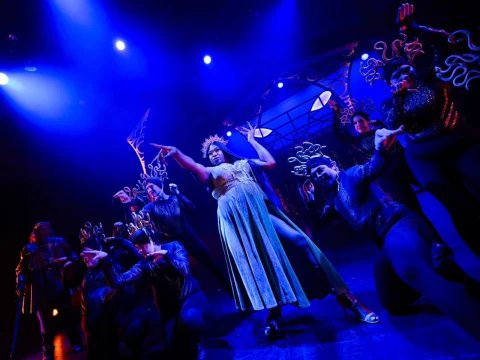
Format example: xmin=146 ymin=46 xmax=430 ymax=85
xmin=15 ymin=3 xmax=480 ymax=360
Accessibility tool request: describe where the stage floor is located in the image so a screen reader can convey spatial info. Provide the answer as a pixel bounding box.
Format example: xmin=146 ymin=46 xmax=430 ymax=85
xmin=14 ymin=242 xmax=480 ymax=360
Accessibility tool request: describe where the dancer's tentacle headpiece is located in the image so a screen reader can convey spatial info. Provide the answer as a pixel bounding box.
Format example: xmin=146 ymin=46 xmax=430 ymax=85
xmin=360 ymin=33 xmax=425 ymax=85
xmin=435 ymin=29 xmax=480 ymax=91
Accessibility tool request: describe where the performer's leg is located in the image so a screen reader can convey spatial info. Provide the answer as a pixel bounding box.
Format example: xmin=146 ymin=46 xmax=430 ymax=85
xmin=455 ymin=141 xmax=480 ymax=200
xmin=82 ymin=310 xmax=121 ymax=360
xmin=269 ymin=214 xmax=346 ymax=294
xmin=181 ymin=226 xmax=231 ymax=292
xmin=58 ymin=298 xmax=83 ymax=351
xmin=37 ymin=309 xmax=55 ymax=359
xmin=406 ymin=146 xmax=480 ymax=258
xmin=378 ymin=152 xmax=450 ymax=252
xmin=383 ymin=213 xmax=480 ymax=340
xmin=373 ymin=249 xmax=422 ymax=313
xmin=269 ymin=214 xmax=379 ymax=323
xmin=176 ymin=291 xmax=208 ymax=359
xmin=119 ymin=303 xmax=150 ymax=360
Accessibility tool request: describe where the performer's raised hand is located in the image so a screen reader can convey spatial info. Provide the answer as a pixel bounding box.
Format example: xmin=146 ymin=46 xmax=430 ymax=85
xmin=238 ymin=121 xmax=257 ymax=142
xmin=146 ymin=249 xmax=168 ymax=264
xmin=150 ymin=144 xmax=178 ymax=158
xmin=328 ymin=100 xmax=341 ymax=114
xmin=169 ymin=183 xmax=179 ymax=195
xmin=391 ymin=80 xmax=418 ymax=96
xmin=374 ymin=126 xmax=404 ymax=151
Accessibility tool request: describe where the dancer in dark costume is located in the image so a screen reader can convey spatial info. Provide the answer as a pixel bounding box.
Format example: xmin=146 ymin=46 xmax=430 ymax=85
xmin=15 ymin=222 xmax=83 ymax=360
xmin=82 ymin=227 xmax=209 ymax=360
xmin=77 ymin=222 xmax=151 ymax=359
xmin=361 ymin=3 xmax=480 ymax=257
xmin=295 ymin=126 xmax=480 ymax=341
xmin=115 ymin=176 xmax=230 ymax=293
xmin=329 ymin=99 xmax=451 ymax=259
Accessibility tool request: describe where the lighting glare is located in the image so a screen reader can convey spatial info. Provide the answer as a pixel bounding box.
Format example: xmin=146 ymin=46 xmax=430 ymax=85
xmin=311 ymin=91 xmax=332 ymax=112
xmin=277 ymin=82 xmax=284 ymax=88
xmin=0 ymin=73 xmax=8 ymax=85
xmin=115 ymin=40 xmax=126 ymax=51
xmin=226 ymin=131 xmax=232 ymax=137
xmin=203 ymin=55 xmax=211 ymax=64
xmin=52 ymin=309 xmax=59 ymax=316
xmin=361 ymin=53 xmax=369 ymax=61
xmin=254 ymin=128 xmax=273 ymax=138
xmin=25 ymin=66 xmax=37 ymax=72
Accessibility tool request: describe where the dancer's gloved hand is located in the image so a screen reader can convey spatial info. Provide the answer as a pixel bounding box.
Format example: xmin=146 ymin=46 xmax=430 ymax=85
xmin=303 ymin=180 xmax=315 ymax=201
xmin=16 ymin=275 xmax=25 ymax=298
xmin=113 ymin=190 xmax=131 ymax=204
xmin=169 ymin=183 xmax=179 ymax=195
xmin=396 ymin=3 xmax=415 ymax=32
xmin=81 ymin=250 xmax=108 ymax=268
xmin=328 ymin=100 xmax=341 ymax=114
xmin=146 ymin=250 xmax=168 ymax=264
xmin=375 ymin=126 xmax=404 ymax=151
xmin=391 ymin=80 xmax=418 ymax=97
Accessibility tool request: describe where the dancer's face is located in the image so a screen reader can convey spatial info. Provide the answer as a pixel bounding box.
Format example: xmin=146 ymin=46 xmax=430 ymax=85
xmin=310 ymin=165 xmax=338 ymax=187
xmin=146 ymin=182 xmax=163 ymax=200
xmin=208 ymin=145 xmax=226 ymax=166
xmin=137 ymin=239 xmax=154 ymax=256
xmin=353 ymin=115 xmax=370 ymax=134
xmin=390 ymin=65 xmax=417 ymax=89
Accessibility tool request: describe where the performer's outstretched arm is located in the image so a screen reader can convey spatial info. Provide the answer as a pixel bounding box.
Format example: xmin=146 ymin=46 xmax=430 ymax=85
xmin=81 ymin=250 xmax=144 ymax=289
xmin=151 ymin=144 xmax=211 ymax=184
xmin=102 ymin=261 xmax=144 ymax=289
xmin=353 ymin=127 xmax=404 ymax=186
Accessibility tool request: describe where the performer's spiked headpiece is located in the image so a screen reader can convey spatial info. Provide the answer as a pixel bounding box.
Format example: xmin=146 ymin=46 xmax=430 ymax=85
xmin=201 ymin=134 xmax=229 ymax=158
xmin=360 ymin=33 xmax=424 ymax=85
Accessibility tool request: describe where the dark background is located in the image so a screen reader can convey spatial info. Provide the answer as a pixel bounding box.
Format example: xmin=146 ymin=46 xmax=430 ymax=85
xmin=1 ymin=0 xmax=478 ymax=356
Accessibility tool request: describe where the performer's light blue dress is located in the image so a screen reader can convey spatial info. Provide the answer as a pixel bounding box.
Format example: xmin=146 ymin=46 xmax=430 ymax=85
xmin=210 ymin=160 xmax=348 ymax=311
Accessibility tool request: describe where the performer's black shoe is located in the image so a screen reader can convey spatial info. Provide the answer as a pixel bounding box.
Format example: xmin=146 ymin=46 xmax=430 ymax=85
xmin=264 ymin=306 xmax=284 ymax=336
xmin=432 ymin=243 xmax=453 ymax=260
xmin=72 ymin=344 xmax=83 ymax=353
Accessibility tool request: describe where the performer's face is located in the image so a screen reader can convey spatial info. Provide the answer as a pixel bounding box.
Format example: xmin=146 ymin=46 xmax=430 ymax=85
xmin=353 ymin=115 xmax=370 ymax=134
xmin=208 ymin=145 xmax=226 ymax=166
xmin=310 ymin=165 xmax=338 ymax=187
xmin=146 ymin=183 xmax=163 ymax=199
xmin=137 ymin=239 xmax=154 ymax=256
xmin=390 ymin=65 xmax=416 ymax=89
xmin=33 ymin=223 xmax=52 ymax=242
